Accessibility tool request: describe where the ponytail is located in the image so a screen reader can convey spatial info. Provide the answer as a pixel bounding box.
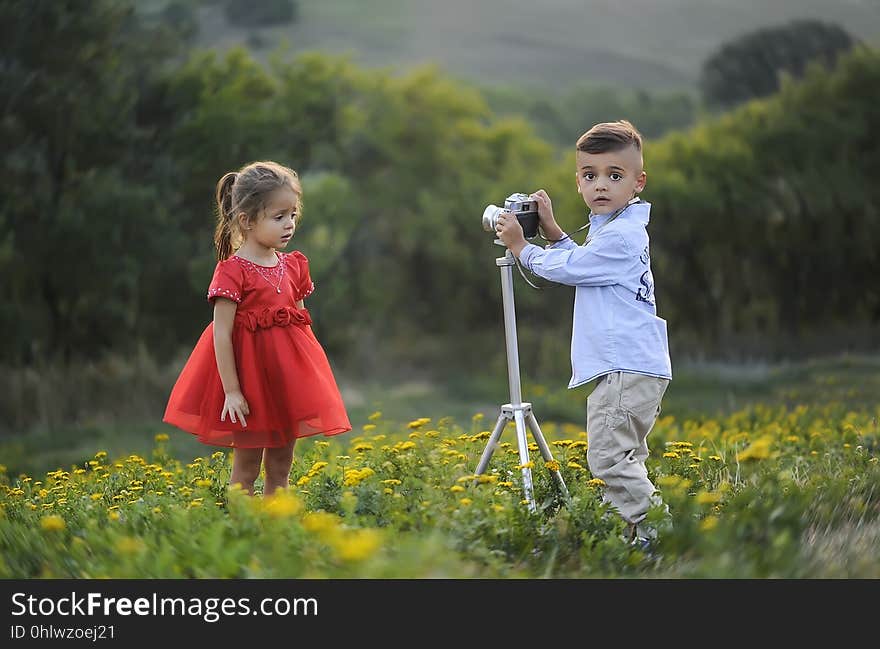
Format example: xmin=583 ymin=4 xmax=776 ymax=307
xmin=214 ymin=172 xmax=237 ymax=261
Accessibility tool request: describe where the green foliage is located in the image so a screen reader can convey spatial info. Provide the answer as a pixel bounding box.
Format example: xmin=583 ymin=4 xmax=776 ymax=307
xmin=0 ymin=0 xmax=185 ymax=363
xmin=700 ymin=19 xmax=858 ymax=109
xmin=2 ymin=2 xmax=879 ymax=378
xmin=484 ymin=83 xmax=699 ymax=146
xmin=2 ymin=403 xmax=878 ymax=577
xmin=647 ymin=46 xmax=880 ymax=355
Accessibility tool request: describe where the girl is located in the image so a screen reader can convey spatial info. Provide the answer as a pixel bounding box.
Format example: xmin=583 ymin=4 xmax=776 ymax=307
xmin=163 ymin=161 xmax=352 ymax=496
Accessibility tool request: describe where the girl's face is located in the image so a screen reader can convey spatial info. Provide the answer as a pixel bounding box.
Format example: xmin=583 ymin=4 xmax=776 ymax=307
xmin=245 ymin=186 xmax=299 ymax=251
xmin=575 ymin=145 xmax=647 ymax=215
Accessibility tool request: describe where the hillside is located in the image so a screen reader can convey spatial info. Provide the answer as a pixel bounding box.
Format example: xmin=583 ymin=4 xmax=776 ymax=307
xmin=188 ymin=0 xmax=880 ymax=89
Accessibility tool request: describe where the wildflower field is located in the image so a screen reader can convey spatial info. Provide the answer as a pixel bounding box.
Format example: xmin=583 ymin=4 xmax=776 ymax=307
xmin=2 ymin=390 xmax=879 ymax=578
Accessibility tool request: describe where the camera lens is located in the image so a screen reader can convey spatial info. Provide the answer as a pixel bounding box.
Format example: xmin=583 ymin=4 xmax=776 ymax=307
xmin=482 ymin=205 xmax=501 ymax=232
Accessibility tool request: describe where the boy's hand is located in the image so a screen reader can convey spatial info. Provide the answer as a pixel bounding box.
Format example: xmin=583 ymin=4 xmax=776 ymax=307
xmin=495 ymin=211 xmax=528 ymax=257
xmin=221 ymin=391 xmax=250 ymax=428
xmin=530 ymin=189 xmax=565 ymax=241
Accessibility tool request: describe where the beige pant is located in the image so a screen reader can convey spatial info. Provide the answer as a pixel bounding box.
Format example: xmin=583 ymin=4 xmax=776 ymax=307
xmin=586 ymin=371 xmax=669 ymax=525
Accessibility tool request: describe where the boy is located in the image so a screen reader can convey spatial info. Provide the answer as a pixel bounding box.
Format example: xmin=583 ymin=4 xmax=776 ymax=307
xmin=495 ymin=120 xmax=672 ymax=544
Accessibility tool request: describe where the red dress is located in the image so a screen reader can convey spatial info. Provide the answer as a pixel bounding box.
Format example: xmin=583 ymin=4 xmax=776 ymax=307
xmin=163 ymin=250 xmax=352 ymax=448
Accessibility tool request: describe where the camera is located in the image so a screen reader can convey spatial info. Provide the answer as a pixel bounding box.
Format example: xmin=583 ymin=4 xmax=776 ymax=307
xmin=482 ymin=193 xmax=540 ymax=239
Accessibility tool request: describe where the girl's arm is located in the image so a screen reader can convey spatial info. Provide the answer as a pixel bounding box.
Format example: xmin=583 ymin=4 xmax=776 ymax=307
xmin=296 ymin=299 xmax=315 ymax=337
xmin=213 ymin=298 xmax=249 ymax=427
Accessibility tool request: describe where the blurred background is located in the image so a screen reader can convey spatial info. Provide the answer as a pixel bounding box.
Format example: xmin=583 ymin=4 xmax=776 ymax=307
xmin=2 ymin=0 xmax=879 ymax=475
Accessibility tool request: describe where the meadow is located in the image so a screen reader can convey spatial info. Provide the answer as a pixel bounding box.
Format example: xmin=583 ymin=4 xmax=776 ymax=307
xmin=1 ymin=356 xmax=878 ymax=579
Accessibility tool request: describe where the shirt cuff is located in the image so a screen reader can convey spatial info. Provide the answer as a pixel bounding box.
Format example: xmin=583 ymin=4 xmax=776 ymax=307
xmin=518 ymin=243 xmax=544 ymax=271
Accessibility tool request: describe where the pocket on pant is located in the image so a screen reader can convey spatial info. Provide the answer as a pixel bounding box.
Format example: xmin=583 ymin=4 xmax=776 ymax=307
xmin=619 ymin=374 xmax=667 ymax=416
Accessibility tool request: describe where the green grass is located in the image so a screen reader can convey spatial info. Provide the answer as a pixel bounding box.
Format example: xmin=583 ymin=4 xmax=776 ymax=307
xmin=2 ymin=353 xmax=877 ymax=480
xmin=2 ymin=390 xmax=878 ymax=578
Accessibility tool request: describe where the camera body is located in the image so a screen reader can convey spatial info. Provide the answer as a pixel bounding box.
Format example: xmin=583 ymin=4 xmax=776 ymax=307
xmin=482 ymin=193 xmax=540 ymax=239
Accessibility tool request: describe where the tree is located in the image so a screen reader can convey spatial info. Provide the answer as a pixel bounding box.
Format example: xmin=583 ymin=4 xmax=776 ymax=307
xmin=700 ymin=19 xmax=858 ymax=109
xmin=0 ymin=0 xmax=182 ymax=363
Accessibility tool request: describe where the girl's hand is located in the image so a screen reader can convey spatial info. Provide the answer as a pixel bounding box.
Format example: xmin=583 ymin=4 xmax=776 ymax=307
xmin=221 ymin=391 xmax=250 ymax=428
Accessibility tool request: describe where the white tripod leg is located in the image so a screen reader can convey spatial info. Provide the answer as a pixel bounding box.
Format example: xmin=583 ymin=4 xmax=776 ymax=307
xmin=474 ymin=412 xmax=508 ymax=477
xmin=514 ymin=408 xmax=536 ymax=512
xmin=526 ymin=410 xmax=571 ymax=502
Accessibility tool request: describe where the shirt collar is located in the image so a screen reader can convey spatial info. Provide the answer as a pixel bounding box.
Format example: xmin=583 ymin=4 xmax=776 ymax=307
xmin=588 ymin=196 xmax=642 ymax=228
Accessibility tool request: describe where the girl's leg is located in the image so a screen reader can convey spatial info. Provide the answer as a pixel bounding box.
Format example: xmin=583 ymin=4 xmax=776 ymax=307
xmin=262 ymin=440 xmax=296 ymax=496
xmin=229 ymin=447 xmax=264 ymax=495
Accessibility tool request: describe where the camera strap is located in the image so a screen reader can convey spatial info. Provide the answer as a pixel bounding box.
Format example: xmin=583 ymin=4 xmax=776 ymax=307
xmin=519 ymin=198 xmax=644 ymax=290
xmin=583 ymin=197 xmax=644 ymax=245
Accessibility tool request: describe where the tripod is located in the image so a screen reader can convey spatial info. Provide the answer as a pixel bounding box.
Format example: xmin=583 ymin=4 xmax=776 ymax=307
xmin=473 ymin=244 xmax=570 ymax=512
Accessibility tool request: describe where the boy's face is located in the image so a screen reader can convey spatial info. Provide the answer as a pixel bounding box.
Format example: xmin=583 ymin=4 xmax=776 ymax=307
xmin=575 ymin=145 xmax=647 ymax=215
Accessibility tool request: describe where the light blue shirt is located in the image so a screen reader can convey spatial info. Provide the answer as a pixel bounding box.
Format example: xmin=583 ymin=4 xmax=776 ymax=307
xmin=518 ymin=200 xmax=672 ymax=388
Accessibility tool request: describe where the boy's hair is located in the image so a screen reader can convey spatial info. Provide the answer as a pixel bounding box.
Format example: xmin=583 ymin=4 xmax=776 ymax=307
xmin=576 ymin=120 xmax=643 ymax=155
xmin=214 ymin=161 xmax=302 ymax=261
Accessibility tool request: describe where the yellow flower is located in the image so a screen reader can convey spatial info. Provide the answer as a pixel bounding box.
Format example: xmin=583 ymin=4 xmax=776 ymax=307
xmin=362 ymin=424 xmax=377 ymax=432
xmin=115 ymin=536 xmax=145 ymax=555
xmin=492 ymin=505 xmax=505 ymax=513
xmin=352 ymin=442 xmax=373 ymax=452
xmin=544 ymin=460 xmax=560 ymax=472
xmin=381 ymin=479 xmax=402 ymax=486
xmin=459 ymin=498 xmax=473 ymax=507
xmin=302 ymin=511 xmax=342 ymax=535
xmin=342 ymin=467 xmax=375 ymax=487
xmin=262 ymin=491 xmax=303 ymax=519
xmin=587 ymin=478 xmax=605 ymax=487
xmin=700 ymin=516 xmax=719 ymax=532
xmin=567 ymin=461 xmax=585 ymax=470
xmin=195 ymin=479 xmax=212 ymax=488
xmin=368 ymin=411 xmax=382 ymax=421
xmin=736 ymin=437 xmax=773 ymax=462
xmin=516 ymin=461 xmax=534 ymax=470
xmin=695 ymin=490 xmax=723 ymax=505
xmin=450 ymin=485 xmax=465 ymax=493
xmin=663 ymin=452 xmax=679 ymax=459
xmin=656 ymin=475 xmax=691 ymax=490
xmin=154 ymin=433 xmax=169 ymax=442
xmin=40 ymin=515 xmax=65 ymax=532
xmin=331 ymin=529 xmax=381 ymax=562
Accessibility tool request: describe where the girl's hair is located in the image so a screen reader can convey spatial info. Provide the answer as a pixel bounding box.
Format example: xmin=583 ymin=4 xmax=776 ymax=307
xmin=214 ymin=161 xmax=303 ymax=261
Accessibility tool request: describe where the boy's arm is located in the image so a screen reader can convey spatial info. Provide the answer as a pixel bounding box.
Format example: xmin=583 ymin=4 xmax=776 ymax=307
xmin=517 ymin=232 xmax=633 ymax=286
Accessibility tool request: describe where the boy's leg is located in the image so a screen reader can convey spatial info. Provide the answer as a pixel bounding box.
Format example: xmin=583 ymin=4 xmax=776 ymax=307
xmin=586 ymin=372 xmax=668 ymax=526
xmin=229 ymin=447 xmax=263 ymax=495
